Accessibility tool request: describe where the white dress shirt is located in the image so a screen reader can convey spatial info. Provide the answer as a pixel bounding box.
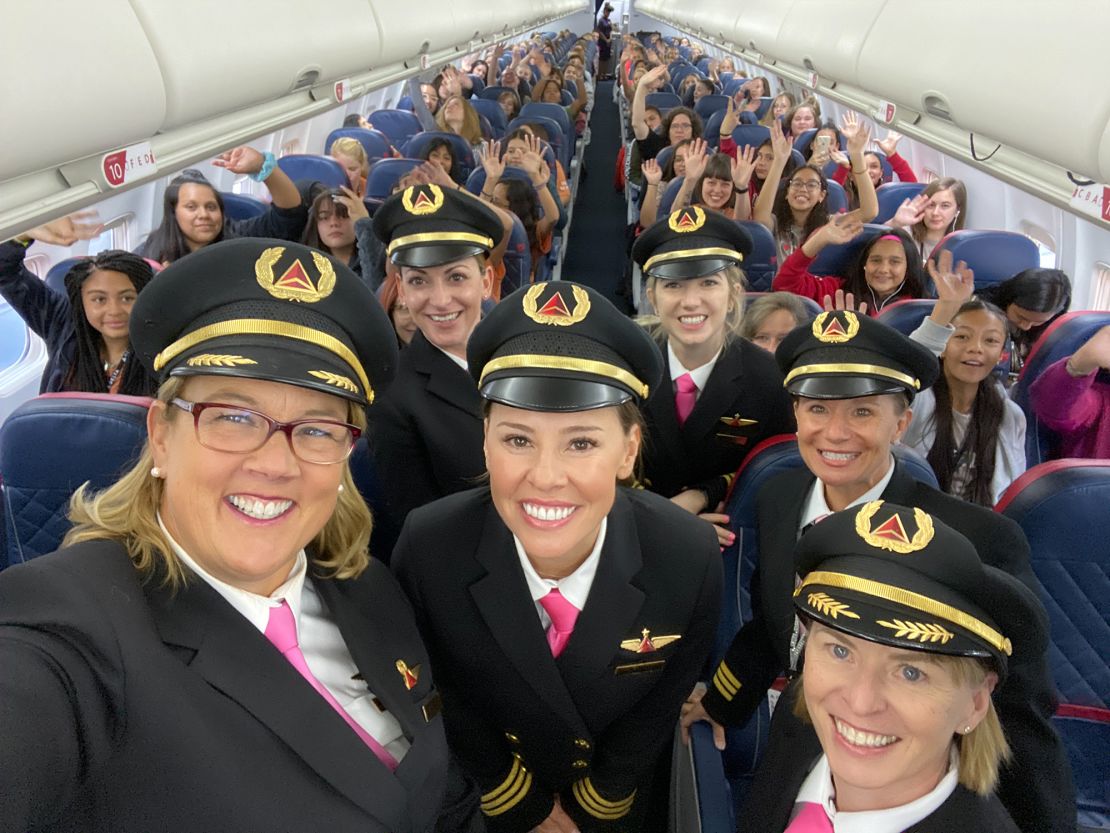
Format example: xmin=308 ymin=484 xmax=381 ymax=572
xmin=433 ymin=343 xmax=469 ymax=371
xmin=799 ymin=456 xmax=897 ymax=534
xmin=514 ymin=517 xmax=607 ymax=629
xmin=159 ymin=516 xmax=410 ymax=761
xmin=668 ymin=341 xmax=721 ymax=403
xmin=792 ymin=748 xmax=959 ymax=832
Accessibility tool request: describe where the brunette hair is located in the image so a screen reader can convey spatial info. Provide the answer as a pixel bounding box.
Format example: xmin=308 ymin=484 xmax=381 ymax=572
xmin=144 ymin=170 xmax=226 ymax=264
xmin=773 ymin=163 xmax=830 ymax=248
xmin=842 ymin=229 xmax=927 ymax=311
xmin=911 ymin=178 xmax=967 ymax=245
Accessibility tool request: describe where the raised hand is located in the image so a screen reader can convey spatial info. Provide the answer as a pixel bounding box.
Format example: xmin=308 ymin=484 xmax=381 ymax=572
xmin=333 ymin=186 xmax=368 ymax=222
xmin=828 ymin=148 xmax=850 ymax=168
xmin=769 ymin=118 xmax=792 ymax=162
xmin=682 ymin=138 xmax=710 ymax=182
xmin=640 ymin=65 xmax=668 ymax=88
xmin=25 ymin=211 xmax=104 ymax=246
xmin=877 ymin=130 xmax=903 ymax=158
xmin=478 ymin=140 xmax=505 ymax=182
xmin=731 ymin=144 xmax=756 ymax=188
xmin=822 ymin=288 xmax=869 ymax=316
xmin=720 ymin=95 xmax=739 ymax=135
xmin=642 ymin=157 xmax=663 ymax=186
xmin=820 ymin=210 xmax=865 ymax=245
xmin=840 ymin=112 xmax=871 ymax=157
xmin=890 ymin=193 xmax=927 ymax=228
xmin=213 ymin=145 xmax=265 ymax=175
xmin=927 ymin=249 xmax=975 ymax=303
xmin=418 ymin=160 xmax=454 ymax=189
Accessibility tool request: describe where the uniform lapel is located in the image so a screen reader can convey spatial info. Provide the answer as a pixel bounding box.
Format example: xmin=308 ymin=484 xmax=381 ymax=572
xmin=643 ymin=351 xmax=686 ymax=472
xmin=409 ymin=332 xmax=481 ymax=419
xmin=760 ymin=468 xmax=814 ymax=662
xmin=558 ymin=492 xmax=646 ymax=689
xmin=146 ymin=576 xmax=411 ymax=831
xmin=681 ymin=343 xmax=745 ymax=444
xmin=467 ymin=504 xmax=588 ymax=732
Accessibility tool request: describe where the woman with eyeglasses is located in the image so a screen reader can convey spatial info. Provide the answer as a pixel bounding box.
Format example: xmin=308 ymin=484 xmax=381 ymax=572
xmin=0 ymin=239 xmax=477 ymax=832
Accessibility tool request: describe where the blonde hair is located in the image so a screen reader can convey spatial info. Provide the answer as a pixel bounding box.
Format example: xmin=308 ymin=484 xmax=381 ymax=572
xmin=329 ymin=137 xmax=369 ymax=177
xmin=436 ymin=96 xmax=483 ymax=146
xmin=793 ymin=652 xmax=1010 ymax=796
xmin=63 ymin=376 xmax=374 ymax=589
xmin=644 ymin=263 xmax=747 ymax=345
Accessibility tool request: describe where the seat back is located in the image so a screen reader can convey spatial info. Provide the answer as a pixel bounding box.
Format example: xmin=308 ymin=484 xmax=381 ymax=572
xmin=506 ymin=116 xmax=567 ymax=169
xmin=519 ymin=103 xmax=571 ymax=146
xmin=469 ymin=98 xmax=508 ymax=138
xmin=219 ymin=192 xmax=267 ymax=221
xmin=728 ymin=124 xmax=770 ymax=153
xmin=655 ymin=145 xmax=675 ymax=175
xmin=45 ymin=256 xmax=87 ymax=295
xmin=500 ymin=214 xmax=533 ymax=295
xmin=874 ymin=181 xmax=926 ymax=224
xmin=742 ymin=292 xmax=822 ymax=319
xmin=824 ymin=180 xmax=848 ymax=213
xmin=738 ymin=222 xmax=779 ymax=292
xmin=793 ymin=127 xmax=846 ymax=158
xmin=875 ymin=299 xmax=937 ymax=336
xmin=401 ymin=132 xmax=477 ymax=180
xmin=276 ymin=154 xmax=347 ymax=188
xmin=325 ymin=127 xmax=394 ymax=161
xmin=809 ymin=223 xmax=890 ymax=277
xmin=645 ymin=91 xmax=682 ymax=112
xmin=1010 ymin=311 xmax=1110 ymax=465
xmin=996 ymin=460 xmax=1110 ymax=828
xmin=367 ymin=109 xmax=422 ymax=146
xmin=930 ymin=229 xmax=1040 ymax=290
xmin=465 ymin=165 xmax=541 ymax=197
xmin=704 ymin=111 xmax=726 ymax=149
xmin=659 ymin=177 xmax=685 ymax=215
xmin=478 ymin=85 xmax=515 ymax=102
xmin=364 ymin=158 xmax=423 ymax=206
xmin=694 ymin=94 xmax=730 ymax=121
xmin=0 ymin=394 xmax=152 ymax=569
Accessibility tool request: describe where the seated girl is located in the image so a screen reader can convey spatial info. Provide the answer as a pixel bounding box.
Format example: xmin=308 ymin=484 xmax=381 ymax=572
xmin=760 ymin=92 xmax=795 ymax=126
xmin=435 ymin=95 xmax=484 ymax=147
xmin=903 ymin=300 xmax=1027 ymax=506
xmin=978 ymin=267 xmax=1071 ymax=381
xmin=888 ymin=176 xmax=967 ymax=262
xmin=1029 ymin=324 xmax=1110 ymax=459
xmin=416 ymin=136 xmax=463 ymax=185
xmin=669 ymin=141 xmax=755 ymax=222
xmin=328 ymin=137 xmax=369 ymax=197
xmin=301 ymin=186 xmax=370 ymax=275
xmin=781 ymin=97 xmax=821 ymax=140
xmin=740 ymin=292 xmax=811 ymax=353
xmin=637 ymin=138 xmax=692 ymax=227
xmin=1 ymin=214 xmax=158 ymax=395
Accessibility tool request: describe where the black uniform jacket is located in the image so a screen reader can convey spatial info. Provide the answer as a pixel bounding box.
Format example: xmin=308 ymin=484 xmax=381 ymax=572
xmin=702 ymin=461 xmax=1076 ymax=833
xmin=371 ymin=330 xmax=486 ymax=528
xmin=0 ymin=540 xmax=471 ymax=833
xmin=393 ymin=487 xmax=723 ymax=832
xmin=641 ymin=338 xmax=794 ymax=508
xmin=740 ymin=683 xmax=1020 ymax=833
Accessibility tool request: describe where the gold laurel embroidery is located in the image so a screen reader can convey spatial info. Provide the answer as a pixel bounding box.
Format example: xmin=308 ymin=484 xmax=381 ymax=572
xmin=254 ymin=246 xmax=284 ymax=293
xmin=878 ymin=619 xmax=955 ymax=644
xmin=308 ymin=370 xmax=358 ymax=393
xmin=522 ymin=284 xmax=591 ymax=326
xmin=855 ymin=501 xmax=935 ymax=554
xmin=185 ymin=354 xmax=258 ymax=367
xmin=311 ymin=250 xmax=337 ymax=297
xmin=807 ymin=592 xmax=860 ymax=620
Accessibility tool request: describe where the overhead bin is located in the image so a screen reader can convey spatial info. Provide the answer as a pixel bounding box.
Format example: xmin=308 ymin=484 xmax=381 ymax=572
xmin=858 ymin=0 xmax=1109 ymax=182
xmin=730 ymin=0 xmax=796 ymax=56
xmin=0 ymin=2 xmax=166 ymax=181
xmin=772 ymin=0 xmax=886 ymax=86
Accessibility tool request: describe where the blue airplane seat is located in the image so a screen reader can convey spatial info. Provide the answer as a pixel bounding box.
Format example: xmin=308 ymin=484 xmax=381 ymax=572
xmin=325 ymin=127 xmax=394 ymax=162
xmin=727 ymin=125 xmax=770 ymax=153
xmin=876 ymin=299 xmax=937 ymax=336
xmin=645 ymin=92 xmax=682 ymax=113
xmin=219 ymin=192 xmax=267 ymax=221
xmin=808 ymin=223 xmax=890 ymax=277
xmin=1010 ymin=311 xmax=1110 ymax=466
xmin=703 ymin=111 xmax=725 ymax=150
xmin=825 ymin=180 xmax=848 ymax=214
xmin=930 ymin=229 xmax=1040 ymax=290
xmin=508 ymin=115 xmax=568 ymax=170
xmin=364 ymin=158 xmax=423 ymax=209
xmin=520 ymin=103 xmax=571 ymax=142
xmin=366 ymin=109 xmax=422 ymax=146
xmin=874 ymin=181 xmax=927 ymax=224
xmin=0 ymin=393 xmax=151 ymax=569
xmin=655 ymin=145 xmax=675 ymax=175
xmin=44 ymin=256 xmax=87 ymax=296
xmin=470 ymin=98 xmax=508 ymax=138
xmin=276 ymin=154 xmax=347 ymax=188
xmin=658 ymin=177 xmax=685 ymax=216
xmin=996 ymin=459 xmax=1110 ymax=831
xmin=402 ymin=132 xmax=477 ymax=180
xmin=500 ymin=213 xmax=533 ymax=296
xmin=478 ymin=85 xmax=515 ymax=102
xmin=739 ymin=223 xmax=779 ymax=292
xmin=694 ymin=95 xmax=730 ymax=122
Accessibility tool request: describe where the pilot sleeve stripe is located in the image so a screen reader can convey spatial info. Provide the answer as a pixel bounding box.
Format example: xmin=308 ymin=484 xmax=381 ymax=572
xmin=717 ymin=660 xmax=741 ymax=689
xmin=712 ymin=662 xmax=742 ymax=701
xmin=480 ymin=758 xmax=533 ymax=816
xmin=571 ymin=778 xmax=636 ymax=819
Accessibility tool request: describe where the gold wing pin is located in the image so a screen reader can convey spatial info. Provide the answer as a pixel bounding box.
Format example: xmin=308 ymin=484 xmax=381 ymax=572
xmin=620 ymin=628 xmax=682 ymax=653
xmin=396 ymin=659 xmax=421 ymax=690
xmin=718 ymin=414 xmax=758 ymax=428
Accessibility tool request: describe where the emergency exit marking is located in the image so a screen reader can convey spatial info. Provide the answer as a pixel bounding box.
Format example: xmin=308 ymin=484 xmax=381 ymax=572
xmin=102 ymin=142 xmax=156 ymax=188
xmin=420 ymin=54 xmax=429 ymax=70
xmin=875 ymin=101 xmax=897 ymax=124
xmin=334 ymin=79 xmax=351 ymax=102
xmin=806 ymin=71 xmax=819 ymax=89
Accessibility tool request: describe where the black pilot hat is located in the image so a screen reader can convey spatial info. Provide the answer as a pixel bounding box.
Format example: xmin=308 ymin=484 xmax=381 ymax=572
xmin=631 ymin=206 xmax=753 ymax=280
xmin=793 ymin=501 xmax=1047 ymax=678
xmin=775 ymin=310 xmax=938 ymax=400
xmin=129 ymin=238 xmax=397 ymax=409
xmin=467 ymin=281 xmax=664 ymax=411
xmin=372 ymin=183 xmax=504 ymax=268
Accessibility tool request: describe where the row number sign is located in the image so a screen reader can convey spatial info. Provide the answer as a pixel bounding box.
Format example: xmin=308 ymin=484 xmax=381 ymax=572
xmin=875 ymin=100 xmax=897 ymax=124
xmin=334 ymin=79 xmax=352 ymax=103
xmin=102 ymin=142 xmax=156 ymax=189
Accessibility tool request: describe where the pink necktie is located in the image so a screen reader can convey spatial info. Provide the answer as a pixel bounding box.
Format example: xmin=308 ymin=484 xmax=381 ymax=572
xmin=785 ymin=802 xmax=834 ymax=832
xmin=538 ymin=588 xmax=580 ymax=658
xmin=265 ymin=601 xmax=398 ymax=771
xmin=675 ymin=372 xmax=698 ymax=425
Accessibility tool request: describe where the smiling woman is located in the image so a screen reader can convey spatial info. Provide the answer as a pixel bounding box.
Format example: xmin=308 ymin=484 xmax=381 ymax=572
xmin=393 ymin=281 xmax=722 ymax=833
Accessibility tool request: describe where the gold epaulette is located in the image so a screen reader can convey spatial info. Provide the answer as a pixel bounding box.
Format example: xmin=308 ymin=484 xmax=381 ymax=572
xmin=712 ymin=660 xmax=741 ymax=702
xmin=480 ymin=757 xmax=533 ymax=817
xmin=571 ymin=777 xmax=636 ymax=820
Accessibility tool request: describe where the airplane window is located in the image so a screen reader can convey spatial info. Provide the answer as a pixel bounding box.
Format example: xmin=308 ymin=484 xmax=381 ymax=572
xmin=86 ymin=213 xmax=133 ymax=256
xmin=22 ymin=253 xmax=48 ymax=278
xmin=1090 ymin=262 xmax=1110 ymax=311
xmin=1020 ymin=221 xmax=1057 ymax=269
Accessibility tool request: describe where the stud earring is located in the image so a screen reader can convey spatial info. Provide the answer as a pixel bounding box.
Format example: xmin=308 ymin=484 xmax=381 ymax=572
xmin=962 ymin=725 xmax=973 ymax=735
xmin=337 ymin=483 xmax=345 ymax=494
xmin=150 ymin=466 xmax=163 ymax=479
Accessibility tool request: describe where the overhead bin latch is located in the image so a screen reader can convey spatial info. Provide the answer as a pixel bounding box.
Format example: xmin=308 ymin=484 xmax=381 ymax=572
xmin=922 ymin=93 xmax=952 ymax=122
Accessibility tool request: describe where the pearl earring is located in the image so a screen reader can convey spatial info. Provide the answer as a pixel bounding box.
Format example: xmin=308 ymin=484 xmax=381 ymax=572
xmin=962 ymin=725 xmax=973 ymax=735
xmin=150 ymin=466 xmax=163 ymax=479
xmin=337 ymin=483 xmax=345 ymax=494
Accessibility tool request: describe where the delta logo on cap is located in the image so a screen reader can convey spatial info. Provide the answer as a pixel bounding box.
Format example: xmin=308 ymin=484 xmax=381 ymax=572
xmin=855 ymin=501 xmax=935 ymax=554
xmin=255 ymin=246 xmax=336 ymax=303
xmin=522 ymin=283 xmax=591 ymax=327
xmin=812 ymin=311 xmax=860 ymax=344
xmin=401 ymin=183 xmax=445 ymax=216
xmin=668 ymin=206 xmax=706 ymax=233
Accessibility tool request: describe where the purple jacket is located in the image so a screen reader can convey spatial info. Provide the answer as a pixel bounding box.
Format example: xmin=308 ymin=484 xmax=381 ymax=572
xmin=1029 ymin=357 xmax=1110 ymax=459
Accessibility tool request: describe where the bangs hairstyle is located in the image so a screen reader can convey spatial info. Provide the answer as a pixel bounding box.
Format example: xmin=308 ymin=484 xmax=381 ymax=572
xmin=644 ymin=263 xmax=748 ymax=345
xmin=843 ymin=228 xmax=927 ymax=307
xmin=792 ymin=644 xmax=1010 ymax=796
xmin=144 ymin=170 xmax=226 ymax=264
xmin=62 ymin=251 xmax=158 ymax=396
xmin=329 ymin=137 xmax=369 ymax=177
xmin=417 ymin=137 xmax=460 ymax=182
xmin=695 ymin=154 xmax=738 ymax=209
xmin=63 ymin=376 xmax=375 ymax=589
xmin=662 ymin=107 xmax=704 ymax=142
xmin=300 ymin=190 xmax=350 ymax=256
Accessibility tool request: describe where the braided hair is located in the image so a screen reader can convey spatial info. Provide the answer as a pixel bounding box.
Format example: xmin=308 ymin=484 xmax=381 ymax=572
xmin=62 ymin=251 xmax=158 ymax=395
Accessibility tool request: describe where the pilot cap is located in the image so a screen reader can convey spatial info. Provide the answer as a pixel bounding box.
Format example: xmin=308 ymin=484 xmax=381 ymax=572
xmin=631 ymin=206 xmax=753 ymax=280
xmin=372 ymin=183 xmax=504 ymax=268
xmin=467 ymin=281 xmax=663 ymax=411
xmin=129 ymin=238 xmax=397 ymax=408
xmin=775 ymin=310 xmax=938 ymax=400
xmin=793 ymin=501 xmax=1047 ymax=678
